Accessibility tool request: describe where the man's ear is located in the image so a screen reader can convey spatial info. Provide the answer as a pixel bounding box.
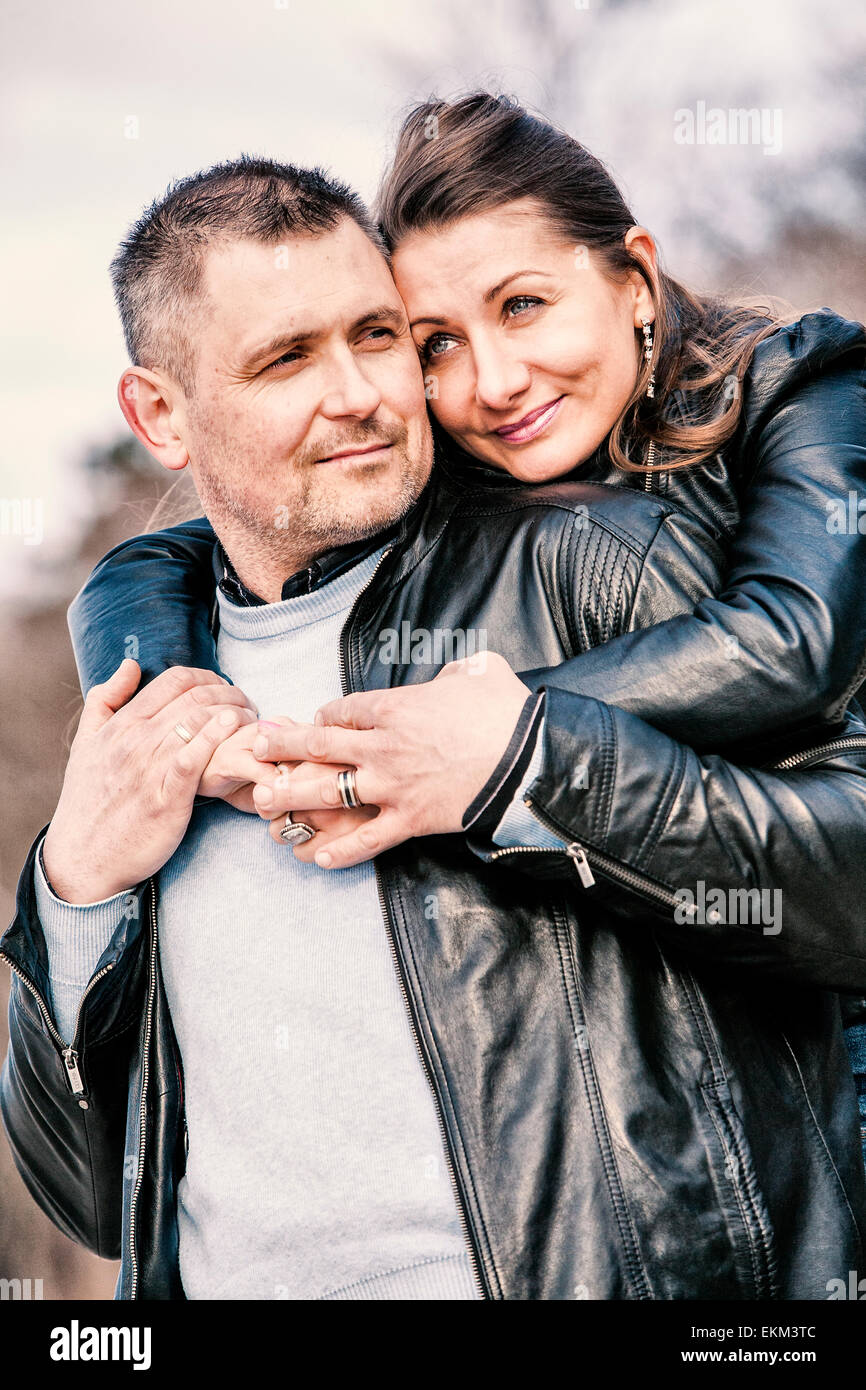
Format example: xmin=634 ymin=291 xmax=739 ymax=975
xmin=117 ymin=366 xmax=190 ymax=472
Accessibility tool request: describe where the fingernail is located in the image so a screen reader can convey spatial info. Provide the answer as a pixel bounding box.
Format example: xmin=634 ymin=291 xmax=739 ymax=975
xmin=257 ymin=787 xmax=273 ymax=807
xmin=313 ymin=711 xmax=324 ymax=726
xmin=315 ymin=850 xmax=332 ymax=868
xmin=258 ymin=720 xmax=280 ymax=730
xmin=253 ymin=736 xmax=268 ymax=757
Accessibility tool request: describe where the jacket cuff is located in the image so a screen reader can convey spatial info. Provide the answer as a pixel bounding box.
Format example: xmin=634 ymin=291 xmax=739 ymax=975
xmin=521 ymin=685 xmax=616 ymax=848
xmin=490 ymin=718 xmax=566 ymax=850
xmin=462 ymin=690 xmax=547 ymax=836
xmin=34 ymin=834 xmax=140 ymax=1045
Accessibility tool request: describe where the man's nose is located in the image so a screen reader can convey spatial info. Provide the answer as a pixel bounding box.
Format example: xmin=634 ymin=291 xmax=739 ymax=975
xmin=319 ymin=350 xmax=383 ymax=420
xmin=470 ymin=336 xmax=531 ymax=411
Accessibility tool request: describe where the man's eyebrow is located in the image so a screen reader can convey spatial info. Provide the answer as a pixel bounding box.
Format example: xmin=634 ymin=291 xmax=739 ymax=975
xmin=241 ymin=305 xmax=405 ymax=369
xmin=410 ymin=271 xmax=554 ymax=329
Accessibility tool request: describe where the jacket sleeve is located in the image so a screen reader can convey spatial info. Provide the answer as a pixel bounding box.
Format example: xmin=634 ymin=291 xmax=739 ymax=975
xmin=0 ymin=828 xmax=152 ymax=1258
xmin=67 ymin=516 xmax=222 ymax=694
xmin=521 ymin=358 xmax=866 ymax=750
xmin=476 ymin=682 xmax=866 ymax=993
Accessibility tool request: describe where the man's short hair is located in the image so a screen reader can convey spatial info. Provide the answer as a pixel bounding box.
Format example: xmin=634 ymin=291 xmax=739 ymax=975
xmin=110 ymin=155 xmax=386 ymax=394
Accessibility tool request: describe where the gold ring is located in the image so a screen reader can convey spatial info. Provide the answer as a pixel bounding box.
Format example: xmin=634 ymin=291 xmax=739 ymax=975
xmin=174 ymin=722 xmax=195 ymax=744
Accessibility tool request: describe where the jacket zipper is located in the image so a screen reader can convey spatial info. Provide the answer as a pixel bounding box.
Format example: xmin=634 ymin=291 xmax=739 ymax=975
xmin=0 ymin=953 xmax=115 ymax=1107
xmin=767 ymin=733 xmax=866 ymax=771
xmin=488 ymin=731 xmax=866 ymax=910
xmin=338 ymin=544 xmax=491 ymax=1301
xmin=128 ymin=878 xmax=159 ymax=1301
xmin=550 ymin=905 xmax=653 ymax=1298
xmin=490 ymin=804 xmax=680 ymax=910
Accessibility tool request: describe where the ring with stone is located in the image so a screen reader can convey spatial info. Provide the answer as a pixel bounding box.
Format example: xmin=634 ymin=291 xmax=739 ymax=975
xmin=279 ymin=814 xmax=316 ymax=846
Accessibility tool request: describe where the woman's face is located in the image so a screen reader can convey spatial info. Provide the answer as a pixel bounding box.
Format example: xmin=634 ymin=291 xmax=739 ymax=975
xmin=391 ymin=200 xmax=657 ymax=482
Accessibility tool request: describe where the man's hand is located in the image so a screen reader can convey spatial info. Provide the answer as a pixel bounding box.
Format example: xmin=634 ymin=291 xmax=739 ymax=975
xmin=42 ymin=659 xmax=259 ymax=903
xmin=250 ymin=653 xmax=531 ymax=868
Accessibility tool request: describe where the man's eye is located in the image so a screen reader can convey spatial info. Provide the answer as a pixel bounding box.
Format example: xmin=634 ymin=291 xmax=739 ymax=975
xmin=361 ymin=327 xmax=396 ymax=346
xmin=419 ymin=333 xmax=459 ymax=362
xmin=265 ymin=350 xmax=302 ymax=371
xmin=504 ymin=295 xmax=544 ymax=319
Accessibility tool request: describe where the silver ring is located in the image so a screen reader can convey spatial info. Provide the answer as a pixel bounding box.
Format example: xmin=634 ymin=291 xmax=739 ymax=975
xmin=174 ymin=722 xmax=195 ymax=744
xmin=336 ymin=768 xmax=363 ymax=809
xmin=279 ymin=814 xmax=316 ymax=846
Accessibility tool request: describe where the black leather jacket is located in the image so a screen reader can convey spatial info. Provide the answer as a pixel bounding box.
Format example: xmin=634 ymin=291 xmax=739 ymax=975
xmin=3 ymin=310 xmax=866 ymax=1300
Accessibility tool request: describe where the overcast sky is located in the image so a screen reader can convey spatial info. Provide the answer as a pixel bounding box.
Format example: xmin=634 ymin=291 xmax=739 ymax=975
xmin=1 ymin=0 xmax=863 ymax=593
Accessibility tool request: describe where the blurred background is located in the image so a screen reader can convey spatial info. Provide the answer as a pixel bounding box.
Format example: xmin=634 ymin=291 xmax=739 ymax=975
xmin=1 ymin=0 xmax=864 ymax=1299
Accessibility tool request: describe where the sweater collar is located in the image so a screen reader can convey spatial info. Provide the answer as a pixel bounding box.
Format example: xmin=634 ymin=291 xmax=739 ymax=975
xmin=212 ymin=527 xmax=401 ymax=608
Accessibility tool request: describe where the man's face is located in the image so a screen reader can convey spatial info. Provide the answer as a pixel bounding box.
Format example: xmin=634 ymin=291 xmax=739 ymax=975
xmin=178 ymin=217 xmax=433 ymax=567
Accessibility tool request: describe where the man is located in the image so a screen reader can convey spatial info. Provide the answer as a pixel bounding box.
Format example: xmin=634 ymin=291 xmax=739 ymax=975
xmin=3 ymin=157 xmax=866 ymax=1300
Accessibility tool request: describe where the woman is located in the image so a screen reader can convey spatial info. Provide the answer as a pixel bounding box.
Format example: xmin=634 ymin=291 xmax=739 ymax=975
xmin=67 ymin=96 xmax=866 ymax=1155
xmin=243 ymin=94 xmax=866 ymax=858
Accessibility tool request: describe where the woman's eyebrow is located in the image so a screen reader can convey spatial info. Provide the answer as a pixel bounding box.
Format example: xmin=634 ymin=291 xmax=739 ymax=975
xmin=484 ymin=269 xmax=551 ymax=302
xmin=410 ymin=270 xmax=555 ymax=328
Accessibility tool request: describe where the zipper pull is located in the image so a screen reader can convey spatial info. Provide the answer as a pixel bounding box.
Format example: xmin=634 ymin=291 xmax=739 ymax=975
xmin=63 ymin=1047 xmax=88 ymax=1107
xmin=567 ymin=844 xmax=596 ymax=887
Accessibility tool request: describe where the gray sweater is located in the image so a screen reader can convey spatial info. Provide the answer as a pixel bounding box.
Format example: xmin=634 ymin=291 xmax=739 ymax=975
xmin=35 ymin=546 xmax=559 ymax=1300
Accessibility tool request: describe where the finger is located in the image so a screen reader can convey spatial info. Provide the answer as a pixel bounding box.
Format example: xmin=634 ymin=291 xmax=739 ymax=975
xmin=252 ymin=721 xmax=370 ymax=766
xmin=252 ymin=766 xmax=380 ymax=817
xmin=223 ymin=749 xmax=285 ymax=788
xmin=120 ymin=665 xmax=231 ymax=723
xmin=80 ymin=658 xmax=143 ymax=732
xmin=158 ymin=704 xmax=256 ymax=761
xmin=155 ymin=682 xmax=258 ymax=736
xmin=161 ymin=706 xmax=255 ymax=795
xmin=309 ymin=809 xmax=408 ymax=870
xmin=278 ymin=807 xmax=379 ymax=859
xmin=313 ymin=691 xmax=388 ymax=730
xmin=222 ymin=785 xmax=259 ymax=814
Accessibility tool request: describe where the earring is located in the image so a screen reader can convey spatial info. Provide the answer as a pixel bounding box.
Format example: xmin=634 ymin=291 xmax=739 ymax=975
xmin=641 ymin=317 xmax=656 ymax=399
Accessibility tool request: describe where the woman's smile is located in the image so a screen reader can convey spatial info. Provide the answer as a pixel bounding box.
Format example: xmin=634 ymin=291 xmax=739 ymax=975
xmin=492 ymin=395 xmax=565 ymax=444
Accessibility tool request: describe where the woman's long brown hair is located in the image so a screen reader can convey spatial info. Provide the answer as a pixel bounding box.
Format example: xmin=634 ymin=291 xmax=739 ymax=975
xmin=376 ymin=92 xmax=788 ymax=475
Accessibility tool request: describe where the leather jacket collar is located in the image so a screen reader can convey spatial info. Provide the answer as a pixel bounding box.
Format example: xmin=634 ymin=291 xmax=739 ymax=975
xmin=212 ymin=527 xmax=402 ymax=607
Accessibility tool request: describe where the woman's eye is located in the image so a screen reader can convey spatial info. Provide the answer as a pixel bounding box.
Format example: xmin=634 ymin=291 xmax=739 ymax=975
xmin=504 ymin=295 xmax=544 ymax=319
xmin=419 ymin=333 xmax=459 ymax=362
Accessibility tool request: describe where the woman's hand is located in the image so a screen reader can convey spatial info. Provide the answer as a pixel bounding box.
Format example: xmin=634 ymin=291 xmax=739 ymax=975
xmin=198 ymin=719 xmax=281 ymax=812
xmin=267 ymin=802 xmax=380 ymax=856
xmin=249 ymin=653 xmax=531 ymax=868
xmin=200 ymin=719 xmax=376 ymax=847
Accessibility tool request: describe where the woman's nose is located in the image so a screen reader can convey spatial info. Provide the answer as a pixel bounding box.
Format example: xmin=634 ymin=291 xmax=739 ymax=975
xmin=472 ymin=343 xmax=531 ymax=411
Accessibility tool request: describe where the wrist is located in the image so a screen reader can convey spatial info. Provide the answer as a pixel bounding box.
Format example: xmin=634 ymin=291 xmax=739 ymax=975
xmin=462 ymin=690 xmax=546 ymax=836
xmin=41 ymin=833 xmax=136 ymax=906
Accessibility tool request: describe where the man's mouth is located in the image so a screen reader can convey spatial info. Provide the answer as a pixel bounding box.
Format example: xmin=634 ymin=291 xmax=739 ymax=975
xmin=316 ymin=441 xmax=394 ymax=465
xmin=493 ymin=396 xmax=565 ymax=444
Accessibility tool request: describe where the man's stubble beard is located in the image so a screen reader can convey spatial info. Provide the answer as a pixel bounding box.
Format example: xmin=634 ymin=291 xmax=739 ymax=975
xmin=187 ymin=414 xmax=433 ymax=575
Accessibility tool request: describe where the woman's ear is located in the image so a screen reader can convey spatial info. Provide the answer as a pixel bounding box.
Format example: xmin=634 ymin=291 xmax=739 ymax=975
xmin=117 ymin=367 xmax=190 ymax=472
xmin=624 ymin=226 xmax=658 ymax=325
